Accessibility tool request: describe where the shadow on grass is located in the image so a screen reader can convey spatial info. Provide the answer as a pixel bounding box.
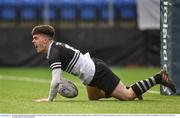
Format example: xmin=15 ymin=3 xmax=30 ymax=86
xmin=54 ymin=99 xmax=159 ymax=103
xmin=54 ymin=100 xmax=89 ymax=103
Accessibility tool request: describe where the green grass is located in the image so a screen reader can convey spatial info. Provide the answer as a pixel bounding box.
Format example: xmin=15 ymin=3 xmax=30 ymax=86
xmin=0 ymin=67 xmax=179 ymax=114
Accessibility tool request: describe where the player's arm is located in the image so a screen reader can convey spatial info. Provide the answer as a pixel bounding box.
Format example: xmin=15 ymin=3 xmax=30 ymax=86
xmin=33 ymin=68 xmax=62 ymax=102
xmin=48 ymin=68 xmax=62 ymax=101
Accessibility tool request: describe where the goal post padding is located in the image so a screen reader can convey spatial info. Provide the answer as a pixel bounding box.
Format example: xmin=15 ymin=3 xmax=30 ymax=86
xmin=160 ymin=0 xmax=180 ymax=95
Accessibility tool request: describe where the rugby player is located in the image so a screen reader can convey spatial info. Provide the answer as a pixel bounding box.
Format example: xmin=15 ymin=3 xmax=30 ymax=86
xmin=31 ymin=25 xmax=176 ymax=102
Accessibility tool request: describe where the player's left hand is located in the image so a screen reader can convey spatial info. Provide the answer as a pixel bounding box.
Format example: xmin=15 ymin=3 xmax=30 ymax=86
xmin=33 ymin=98 xmax=49 ymax=102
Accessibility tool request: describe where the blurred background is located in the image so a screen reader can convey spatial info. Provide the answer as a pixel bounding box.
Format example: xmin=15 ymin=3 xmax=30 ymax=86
xmin=0 ymin=0 xmax=160 ymax=67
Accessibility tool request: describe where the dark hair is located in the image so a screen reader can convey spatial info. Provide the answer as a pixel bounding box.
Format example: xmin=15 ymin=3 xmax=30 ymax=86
xmin=32 ymin=25 xmax=55 ymax=39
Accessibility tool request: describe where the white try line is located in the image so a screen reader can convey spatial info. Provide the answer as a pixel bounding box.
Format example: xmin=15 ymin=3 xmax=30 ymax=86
xmin=0 ymin=74 xmax=50 ymax=83
xmin=0 ymin=74 xmax=83 ymax=87
xmin=0 ymin=74 xmax=160 ymax=94
xmin=147 ymin=90 xmax=160 ymax=94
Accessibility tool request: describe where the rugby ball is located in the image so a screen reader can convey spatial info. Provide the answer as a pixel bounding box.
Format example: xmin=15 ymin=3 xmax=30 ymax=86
xmin=58 ymin=79 xmax=78 ymax=98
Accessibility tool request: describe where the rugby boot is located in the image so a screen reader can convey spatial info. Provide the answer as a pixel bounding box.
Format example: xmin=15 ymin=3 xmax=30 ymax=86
xmin=159 ymin=70 xmax=176 ymax=93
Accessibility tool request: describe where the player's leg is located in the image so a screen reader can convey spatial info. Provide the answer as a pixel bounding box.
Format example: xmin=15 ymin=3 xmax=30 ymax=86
xmin=89 ymin=58 xmax=134 ymax=100
xmin=111 ymin=70 xmax=176 ymax=100
xmin=89 ymin=58 xmax=175 ymax=100
xmin=111 ymin=81 xmax=136 ymax=100
xmin=86 ymin=86 xmax=106 ymax=100
xmin=127 ymin=70 xmax=176 ymax=98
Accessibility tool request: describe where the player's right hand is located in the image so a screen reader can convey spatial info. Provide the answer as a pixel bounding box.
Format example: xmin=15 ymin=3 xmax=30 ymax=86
xmin=32 ymin=98 xmax=49 ymax=102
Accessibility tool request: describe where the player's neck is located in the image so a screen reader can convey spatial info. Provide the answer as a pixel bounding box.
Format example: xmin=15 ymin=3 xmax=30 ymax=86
xmin=46 ymin=40 xmax=53 ymax=54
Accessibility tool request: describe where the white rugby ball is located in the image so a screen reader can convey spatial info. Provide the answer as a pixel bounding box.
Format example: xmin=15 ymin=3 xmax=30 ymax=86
xmin=58 ymin=79 xmax=78 ymax=98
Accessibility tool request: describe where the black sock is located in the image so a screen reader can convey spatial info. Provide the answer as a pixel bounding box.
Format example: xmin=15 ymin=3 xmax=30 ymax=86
xmin=131 ymin=73 xmax=162 ymax=96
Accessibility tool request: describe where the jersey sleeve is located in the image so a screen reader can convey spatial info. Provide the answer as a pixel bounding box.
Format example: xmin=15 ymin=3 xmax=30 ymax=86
xmin=48 ymin=49 xmax=62 ymax=70
xmin=50 ymin=62 xmax=62 ymax=70
xmin=48 ymin=68 xmax=62 ymax=101
xmin=48 ymin=48 xmax=62 ymax=101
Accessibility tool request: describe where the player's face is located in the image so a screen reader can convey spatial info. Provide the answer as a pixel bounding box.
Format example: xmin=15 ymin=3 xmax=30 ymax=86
xmin=32 ymin=34 xmax=48 ymax=53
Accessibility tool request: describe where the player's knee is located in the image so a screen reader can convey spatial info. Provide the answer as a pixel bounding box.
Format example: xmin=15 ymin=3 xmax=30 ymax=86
xmin=123 ymin=90 xmax=136 ymax=101
xmin=88 ymin=92 xmax=105 ymax=100
xmin=124 ymin=93 xmax=134 ymax=101
xmin=88 ymin=95 xmax=100 ymax=100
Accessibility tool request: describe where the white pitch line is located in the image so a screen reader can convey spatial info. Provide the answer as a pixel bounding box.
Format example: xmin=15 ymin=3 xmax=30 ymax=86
xmin=0 ymin=74 xmax=83 ymax=87
xmin=0 ymin=75 xmax=50 ymax=83
xmin=0 ymin=74 xmax=160 ymax=94
xmin=147 ymin=90 xmax=160 ymax=94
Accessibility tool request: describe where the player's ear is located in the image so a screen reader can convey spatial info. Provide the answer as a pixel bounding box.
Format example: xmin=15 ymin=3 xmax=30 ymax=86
xmin=43 ymin=38 xmax=49 ymax=44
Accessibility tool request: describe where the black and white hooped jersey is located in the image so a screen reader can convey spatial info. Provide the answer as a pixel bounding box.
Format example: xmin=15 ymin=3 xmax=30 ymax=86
xmin=47 ymin=41 xmax=95 ymax=85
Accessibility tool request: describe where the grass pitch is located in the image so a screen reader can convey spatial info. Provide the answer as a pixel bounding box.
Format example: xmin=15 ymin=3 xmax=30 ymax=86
xmin=0 ymin=67 xmax=179 ymax=114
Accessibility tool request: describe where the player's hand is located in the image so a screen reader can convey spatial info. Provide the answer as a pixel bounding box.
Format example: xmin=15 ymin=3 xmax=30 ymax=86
xmin=33 ymin=98 xmax=49 ymax=102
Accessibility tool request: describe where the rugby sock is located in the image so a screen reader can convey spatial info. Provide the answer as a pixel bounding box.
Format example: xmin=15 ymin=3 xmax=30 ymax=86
xmin=131 ymin=74 xmax=161 ymax=96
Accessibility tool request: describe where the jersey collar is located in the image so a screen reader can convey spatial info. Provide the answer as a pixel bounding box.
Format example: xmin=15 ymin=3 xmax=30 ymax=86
xmin=47 ymin=41 xmax=54 ymax=59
